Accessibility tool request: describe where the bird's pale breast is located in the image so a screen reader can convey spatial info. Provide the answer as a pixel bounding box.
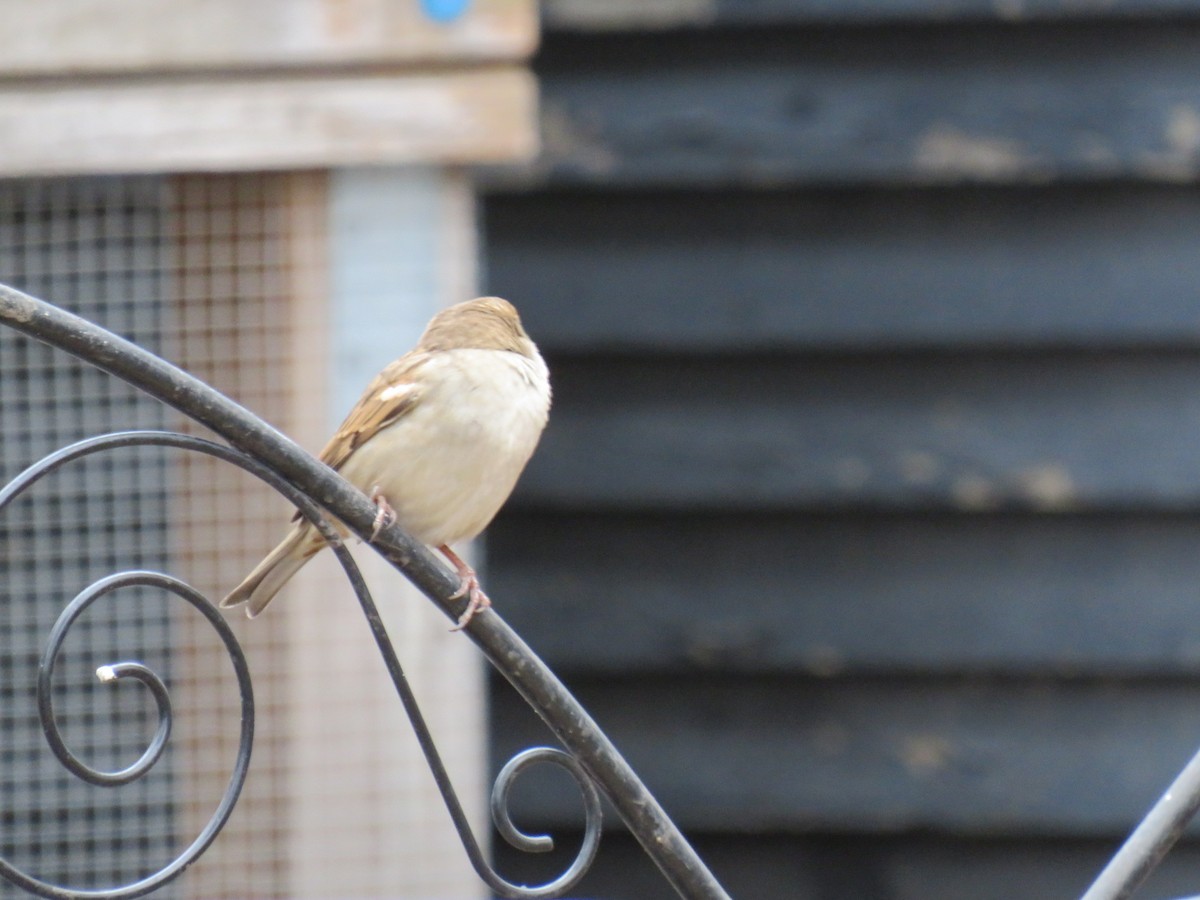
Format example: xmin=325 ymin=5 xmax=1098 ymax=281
xmin=336 ymin=347 xmax=550 ymax=548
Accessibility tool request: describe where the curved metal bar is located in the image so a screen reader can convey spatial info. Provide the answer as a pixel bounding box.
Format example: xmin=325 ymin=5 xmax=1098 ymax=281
xmin=1 ymin=429 xmax=603 ymax=898
xmin=0 ymin=282 xmax=732 ymax=899
xmin=490 ymin=747 xmax=604 ymax=896
xmin=295 ymin=442 xmax=601 ymax=899
xmin=0 ymin=566 xmax=253 ymax=899
xmin=41 ymin=604 xmax=174 ymax=788
xmin=1081 ymin=742 xmax=1200 ymax=900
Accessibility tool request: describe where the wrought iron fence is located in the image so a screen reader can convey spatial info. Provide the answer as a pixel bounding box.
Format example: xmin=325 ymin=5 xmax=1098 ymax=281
xmin=2 ymin=281 xmax=1200 ymax=900
xmin=0 ymin=283 xmax=729 ymax=900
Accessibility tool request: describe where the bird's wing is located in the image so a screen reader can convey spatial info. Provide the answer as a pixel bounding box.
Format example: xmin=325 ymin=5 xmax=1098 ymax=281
xmin=316 ymin=351 xmax=429 ymax=472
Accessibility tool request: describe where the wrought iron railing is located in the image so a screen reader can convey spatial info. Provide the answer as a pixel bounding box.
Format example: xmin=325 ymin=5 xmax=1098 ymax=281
xmin=0 ymin=283 xmax=729 ymax=900
xmin=3 ymin=282 xmax=1200 ymax=900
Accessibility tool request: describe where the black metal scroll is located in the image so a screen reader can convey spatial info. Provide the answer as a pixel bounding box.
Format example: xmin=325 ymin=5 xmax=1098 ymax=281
xmin=0 ymin=284 xmax=729 ymax=900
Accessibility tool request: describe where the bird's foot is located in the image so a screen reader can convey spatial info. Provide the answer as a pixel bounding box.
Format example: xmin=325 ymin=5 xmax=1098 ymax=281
xmin=449 ymin=578 xmax=492 ymax=631
xmin=440 ymin=544 xmax=492 ymax=630
xmin=369 ymin=487 xmax=397 ymax=541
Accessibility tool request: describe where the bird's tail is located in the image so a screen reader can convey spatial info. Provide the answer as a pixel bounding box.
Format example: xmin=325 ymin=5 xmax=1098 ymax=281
xmin=220 ymin=524 xmax=322 ymax=618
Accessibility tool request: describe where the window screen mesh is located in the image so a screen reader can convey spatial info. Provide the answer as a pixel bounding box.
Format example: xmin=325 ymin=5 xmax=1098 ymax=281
xmin=0 ymin=176 xmax=178 ymax=891
xmin=0 ymin=173 xmax=315 ymax=898
xmin=0 ymin=170 xmax=486 ymax=900
xmin=164 ymin=172 xmax=314 ymax=900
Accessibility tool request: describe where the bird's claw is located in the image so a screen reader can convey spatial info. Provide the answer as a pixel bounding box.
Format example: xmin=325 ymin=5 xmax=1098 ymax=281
xmin=438 ymin=544 xmax=492 ymax=630
xmin=369 ymin=488 xmax=397 ymax=542
xmin=449 ymin=576 xmax=491 ymax=631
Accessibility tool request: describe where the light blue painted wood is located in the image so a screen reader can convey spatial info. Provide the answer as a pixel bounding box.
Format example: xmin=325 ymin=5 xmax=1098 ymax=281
xmin=422 ymin=0 xmax=472 ymax=22
xmin=328 ymin=166 xmax=449 ymax=421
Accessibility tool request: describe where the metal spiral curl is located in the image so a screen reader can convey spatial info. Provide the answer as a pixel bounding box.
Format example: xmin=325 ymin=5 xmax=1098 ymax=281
xmin=489 ymin=747 xmax=603 ymax=897
xmin=0 ymin=430 xmax=604 ymax=899
xmin=40 ymin=574 xmax=180 ymax=790
xmin=0 ymin=435 xmax=256 ymax=900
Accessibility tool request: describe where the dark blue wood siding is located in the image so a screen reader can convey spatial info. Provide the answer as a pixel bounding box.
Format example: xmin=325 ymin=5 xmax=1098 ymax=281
xmin=483 ymin=5 xmax=1200 ymax=897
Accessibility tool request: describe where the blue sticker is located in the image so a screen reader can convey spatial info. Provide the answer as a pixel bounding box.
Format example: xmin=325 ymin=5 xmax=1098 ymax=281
xmin=421 ymin=0 xmax=471 ymax=22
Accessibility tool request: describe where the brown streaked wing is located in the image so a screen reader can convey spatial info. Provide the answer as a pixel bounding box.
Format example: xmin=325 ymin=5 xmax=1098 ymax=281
xmin=316 ymin=351 xmax=430 ymax=472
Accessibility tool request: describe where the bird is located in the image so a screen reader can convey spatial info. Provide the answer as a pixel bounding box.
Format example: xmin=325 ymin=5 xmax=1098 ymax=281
xmin=220 ymin=296 xmax=551 ymax=629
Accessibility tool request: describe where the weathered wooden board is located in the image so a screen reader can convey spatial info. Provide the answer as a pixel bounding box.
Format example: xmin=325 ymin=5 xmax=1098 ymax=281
xmin=518 ymin=23 xmax=1200 ymax=185
xmin=489 ymin=511 xmax=1200 ymax=676
xmin=1 ymin=0 xmax=537 ymax=74
xmin=0 ymin=68 xmax=536 ymax=176
xmin=494 ymin=832 xmax=1200 ymax=900
xmin=487 ymin=186 xmax=1200 ymax=352
xmin=544 ymin=0 xmax=1200 ymax=30
xmin=546 ymin=0 xmax=1200 ymax=29
xmin=515 ymin=352 xmax=1200 ymax=510
xmin=490 ymin=675 xmax=1200 ymax=833
xmin=480 ymin=10 xmax=1200 ymax=896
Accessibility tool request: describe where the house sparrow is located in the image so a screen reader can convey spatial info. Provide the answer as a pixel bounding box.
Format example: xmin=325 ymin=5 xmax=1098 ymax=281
xmin=220 ymin=296 xmax=551 ymax=628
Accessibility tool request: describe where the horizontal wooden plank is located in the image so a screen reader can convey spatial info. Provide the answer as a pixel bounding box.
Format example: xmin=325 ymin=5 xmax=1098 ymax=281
xmin=490 ymin=675 xmax=1200 ymax=833
xmin=2 ymin=0 xmax=536 ymax=75
xmin=0 ymin=68 xmax=537 ymax=176
xmin=544 ymin=0 xmax=1200 ymax=30
xmin=489 ymin=185 xmax=1200 ymax=352
xmin=514 ymin=23 xmax=1200 ymax=185
xmin=515 ymin=352 xmax=1200 ymax=511
xmin=494 ymin=832 xmax=1200 ymax=900
xmin=488 ymin=511 xmax=1200 ymax=677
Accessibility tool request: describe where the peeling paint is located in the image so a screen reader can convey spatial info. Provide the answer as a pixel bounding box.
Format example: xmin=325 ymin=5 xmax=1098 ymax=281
xmin=1133 ymin=105 xmax=1200 ymax=181
xmin=900 ymin=733 xmax=954 ymax=776
xmin=1017 ymin=463 xmax=1077 ymax=510
xmin=1133 ymin=155 xmax=1199 ymax=182
xmin=914 ymin=124 xmax=1034 ymax=179
xmin=0 ymin=289 xmax=36 ymax=324
xmin=545 ymin=0 xmax=716 ymax=30
xmin=1166 ymin=104 xmax=1200 ymax=155
xmin=952 ymin=473 xmax=1000 ymax=511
